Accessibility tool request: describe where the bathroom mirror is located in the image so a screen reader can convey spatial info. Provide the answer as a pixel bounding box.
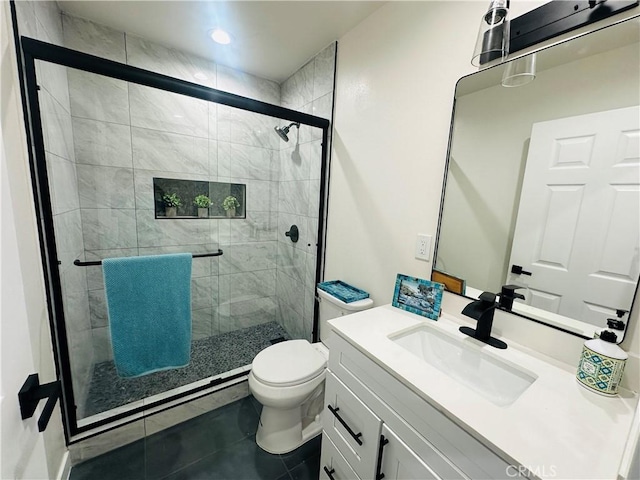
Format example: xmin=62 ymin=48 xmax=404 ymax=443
xmin=434 ymin=16 xmax=640 ymax=342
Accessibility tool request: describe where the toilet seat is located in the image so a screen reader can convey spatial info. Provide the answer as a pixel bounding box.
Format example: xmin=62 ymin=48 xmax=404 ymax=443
xmin=252 ymin=339 xmax=326 ymax=387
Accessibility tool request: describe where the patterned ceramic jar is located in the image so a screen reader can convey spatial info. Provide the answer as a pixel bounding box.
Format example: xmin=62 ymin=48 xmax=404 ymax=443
xmin=576 ymin=331 xmax=627 ymax=396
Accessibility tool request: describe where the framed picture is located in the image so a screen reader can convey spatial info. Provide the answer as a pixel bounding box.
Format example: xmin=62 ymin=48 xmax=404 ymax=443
xmin=431 ymin=269 xmax=466 ymax=296
xmin=392 ymin=274 xmax=444 ymax=320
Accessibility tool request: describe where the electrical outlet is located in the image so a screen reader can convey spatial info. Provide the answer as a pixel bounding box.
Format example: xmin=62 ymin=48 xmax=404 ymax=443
xmin=415 ymin=234 xmax=431 ymax=261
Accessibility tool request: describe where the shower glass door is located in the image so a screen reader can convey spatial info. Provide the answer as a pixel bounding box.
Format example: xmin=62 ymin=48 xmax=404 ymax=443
xmin=29 ymin=50 xmax=327 ymax=434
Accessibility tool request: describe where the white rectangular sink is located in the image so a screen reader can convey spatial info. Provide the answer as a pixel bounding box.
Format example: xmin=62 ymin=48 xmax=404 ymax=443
xmin=389 ymin=325 xmax=537 ymax=406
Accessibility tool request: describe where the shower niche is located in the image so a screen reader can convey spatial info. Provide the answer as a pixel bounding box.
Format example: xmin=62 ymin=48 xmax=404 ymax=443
xmin=153 ymin=177 xmax=246 ymax=219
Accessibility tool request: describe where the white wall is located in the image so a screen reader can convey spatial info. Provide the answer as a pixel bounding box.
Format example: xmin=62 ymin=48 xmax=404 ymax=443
xmin=1 ymin=2 xmax=67 ymax=478
xmin=327 ymin=1 xmax=640 ymax=388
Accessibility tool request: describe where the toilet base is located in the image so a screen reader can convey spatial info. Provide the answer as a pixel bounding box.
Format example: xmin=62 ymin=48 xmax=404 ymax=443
xmin=256 ymin=405 xmax=322 ymax=454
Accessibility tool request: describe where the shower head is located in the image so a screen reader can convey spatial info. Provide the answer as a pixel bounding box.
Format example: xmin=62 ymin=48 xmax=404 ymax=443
xmin=274 ymin=122 xmax=300 ymax=142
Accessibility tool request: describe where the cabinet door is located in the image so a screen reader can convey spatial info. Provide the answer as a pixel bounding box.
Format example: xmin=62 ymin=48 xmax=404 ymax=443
xmin=379 ymin=425 xmax=444 ymax=480
xmin=320 ymin=434 xmax=362 ymax=480
xmin=323 ymin=372 xmax=381 ymax=480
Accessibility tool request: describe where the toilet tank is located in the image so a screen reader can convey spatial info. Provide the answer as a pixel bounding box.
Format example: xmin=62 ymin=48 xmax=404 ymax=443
xmin=317 ymin=288 xmax=373 ymax=343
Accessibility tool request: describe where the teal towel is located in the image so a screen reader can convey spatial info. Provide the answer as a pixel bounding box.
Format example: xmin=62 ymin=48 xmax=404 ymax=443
xmin=103 ymin=253 xmax=192 ymax=378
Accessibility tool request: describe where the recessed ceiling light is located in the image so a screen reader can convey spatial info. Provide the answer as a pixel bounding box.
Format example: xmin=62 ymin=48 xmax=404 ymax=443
xmin=210 ymin=28 xmax=231 ymax=45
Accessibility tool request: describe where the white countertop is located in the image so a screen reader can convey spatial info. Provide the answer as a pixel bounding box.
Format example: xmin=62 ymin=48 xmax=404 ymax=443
xmin=328 ymin=305 xmax=638 ymax=480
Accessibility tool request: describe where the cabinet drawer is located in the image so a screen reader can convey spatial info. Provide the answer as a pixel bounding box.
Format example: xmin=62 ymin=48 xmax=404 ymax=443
xmin=380 ymin=424 xmax=442 ymax=480
xmin=320 ymin=434 xmax=361 ymax=480
xmin=323 ymin=372 xmax=381 ymax=480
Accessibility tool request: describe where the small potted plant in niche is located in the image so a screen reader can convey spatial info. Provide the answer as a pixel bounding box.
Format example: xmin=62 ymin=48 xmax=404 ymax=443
xmin=222 ymin=195 xmax=240 ymax=218
xmin=162 ymin=193 xmax=181 ymax=218
xmin=193 ymin=194 xmax=212 ymax=218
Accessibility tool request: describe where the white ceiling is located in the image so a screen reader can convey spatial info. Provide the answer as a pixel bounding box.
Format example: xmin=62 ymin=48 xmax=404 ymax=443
xmin=58 ymin=1 xmax=385 ymax=83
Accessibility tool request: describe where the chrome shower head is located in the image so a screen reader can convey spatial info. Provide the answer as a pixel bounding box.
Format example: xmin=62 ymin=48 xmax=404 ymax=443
xmin=274 ymin=122 xmax=299 ymax=142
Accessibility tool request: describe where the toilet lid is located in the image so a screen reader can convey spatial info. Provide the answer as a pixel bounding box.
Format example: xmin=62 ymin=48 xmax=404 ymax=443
xmin=252 ymin=340 xmax=327 ymax=387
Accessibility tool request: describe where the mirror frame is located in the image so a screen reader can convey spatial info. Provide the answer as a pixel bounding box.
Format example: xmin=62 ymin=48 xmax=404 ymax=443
xmin=433 ymin=15 xmax=640 ymax=342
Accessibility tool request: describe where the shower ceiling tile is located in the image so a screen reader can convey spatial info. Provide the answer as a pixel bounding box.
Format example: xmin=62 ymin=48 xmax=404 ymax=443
xmin=129 ymin=84 xmax=208 ymax=138
xmin=72 ymin=118 xmax=132 ymax=168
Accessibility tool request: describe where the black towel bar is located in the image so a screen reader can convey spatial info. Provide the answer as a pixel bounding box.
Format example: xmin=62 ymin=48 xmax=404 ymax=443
xmin=73 ymin=249 xmax=223 ymax=267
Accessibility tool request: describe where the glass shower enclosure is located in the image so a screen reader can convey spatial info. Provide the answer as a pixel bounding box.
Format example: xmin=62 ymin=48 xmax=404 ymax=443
xmin=20 ymin=37 xmax=330 ymax=438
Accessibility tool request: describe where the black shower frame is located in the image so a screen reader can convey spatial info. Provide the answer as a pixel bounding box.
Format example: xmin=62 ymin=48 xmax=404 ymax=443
xmin=16 ymin=35 xmax=331 ymax=442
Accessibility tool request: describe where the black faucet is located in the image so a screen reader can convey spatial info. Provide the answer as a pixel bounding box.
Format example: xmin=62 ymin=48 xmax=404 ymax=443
xmin=459 ymin=292 xmax=508 ymax=349
xmin=497 ymin=285 xmax=525 ymax=311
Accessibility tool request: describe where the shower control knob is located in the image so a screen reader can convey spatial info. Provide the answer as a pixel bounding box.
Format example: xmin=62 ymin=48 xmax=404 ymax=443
xmin=285 ymin=225 xmax=299 ymax=243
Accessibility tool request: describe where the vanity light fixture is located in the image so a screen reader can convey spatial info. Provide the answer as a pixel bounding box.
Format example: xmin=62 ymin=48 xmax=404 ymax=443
xmin=471 ymin=0 xmax=510 ymax=67
xmin=501 ymin=53 xmax=536 ymax=87
xmin=210 ymin=28 xmax=231 ymax=45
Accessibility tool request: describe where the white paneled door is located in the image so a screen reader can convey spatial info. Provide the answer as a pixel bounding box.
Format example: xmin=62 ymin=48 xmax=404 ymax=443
xmin=508 ymin=106 xmax=640 ymax=326
xmin=1 ymin=2 xmax=50 ymax=478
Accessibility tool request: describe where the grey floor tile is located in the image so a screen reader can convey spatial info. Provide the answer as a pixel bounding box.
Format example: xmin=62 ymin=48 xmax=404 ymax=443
xmin=280 ymin=435 xmax=322 ymax=470
xmin=163 ymin=435 xmax=288 ymax=480
xmin=69 ymin=439 xmax=145 ymax=480
xmin=288 ymin=455 xmax=320 ymax=480
xmin=145 ymin=397 xmax=259 ymax=479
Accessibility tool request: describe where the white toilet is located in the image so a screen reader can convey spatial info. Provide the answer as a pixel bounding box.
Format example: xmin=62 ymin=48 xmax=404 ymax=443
xmin=248 ymin=288 xmax=373 ymax=454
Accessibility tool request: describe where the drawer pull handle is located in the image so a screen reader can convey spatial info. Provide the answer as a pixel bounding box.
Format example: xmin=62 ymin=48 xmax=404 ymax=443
xmin=327 ymin=404 xmax=363 ymax=445
xmin=375 ymin=434 xmax=389 ymax=480
xmin=323 ymin=466 xmax=336 ymax=480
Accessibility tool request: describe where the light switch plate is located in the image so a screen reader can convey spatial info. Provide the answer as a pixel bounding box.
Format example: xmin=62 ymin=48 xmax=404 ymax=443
xmin=415 ymin=234 xmax=431 ymax=261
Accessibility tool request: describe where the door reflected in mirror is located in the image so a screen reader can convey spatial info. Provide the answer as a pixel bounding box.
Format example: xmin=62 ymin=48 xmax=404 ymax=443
xmin=434 ymin=17 xmax=640 ymax=342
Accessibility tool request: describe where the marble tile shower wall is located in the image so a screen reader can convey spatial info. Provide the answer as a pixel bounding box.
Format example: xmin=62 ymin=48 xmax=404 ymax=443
xmin=60 ymin=14 xmax=292 ymax=365
xmin=277 ymin=43 xmax=336 ymax=341
xmin=14 ymin=1 xmax=94 ymax=417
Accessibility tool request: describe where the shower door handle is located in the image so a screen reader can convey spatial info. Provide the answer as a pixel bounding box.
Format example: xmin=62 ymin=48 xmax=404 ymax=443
xmin=285 ymin=225 xmax=299 ymax=243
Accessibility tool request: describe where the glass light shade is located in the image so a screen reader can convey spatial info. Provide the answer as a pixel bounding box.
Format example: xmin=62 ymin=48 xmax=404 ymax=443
xmin=501 ymin=54 xmax=537 ymax=87
xmin=471 ymin=0 xmax=510 ymax=67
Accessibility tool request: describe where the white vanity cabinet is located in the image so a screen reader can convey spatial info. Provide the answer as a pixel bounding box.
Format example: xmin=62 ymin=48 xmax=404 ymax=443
xmin=320 ymin=332 xmax=518 ymax=480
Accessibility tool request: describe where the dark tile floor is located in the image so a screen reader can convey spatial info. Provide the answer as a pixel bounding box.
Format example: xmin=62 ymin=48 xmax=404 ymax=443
xmin=70 ymin=396 xmax=321 ymax=480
